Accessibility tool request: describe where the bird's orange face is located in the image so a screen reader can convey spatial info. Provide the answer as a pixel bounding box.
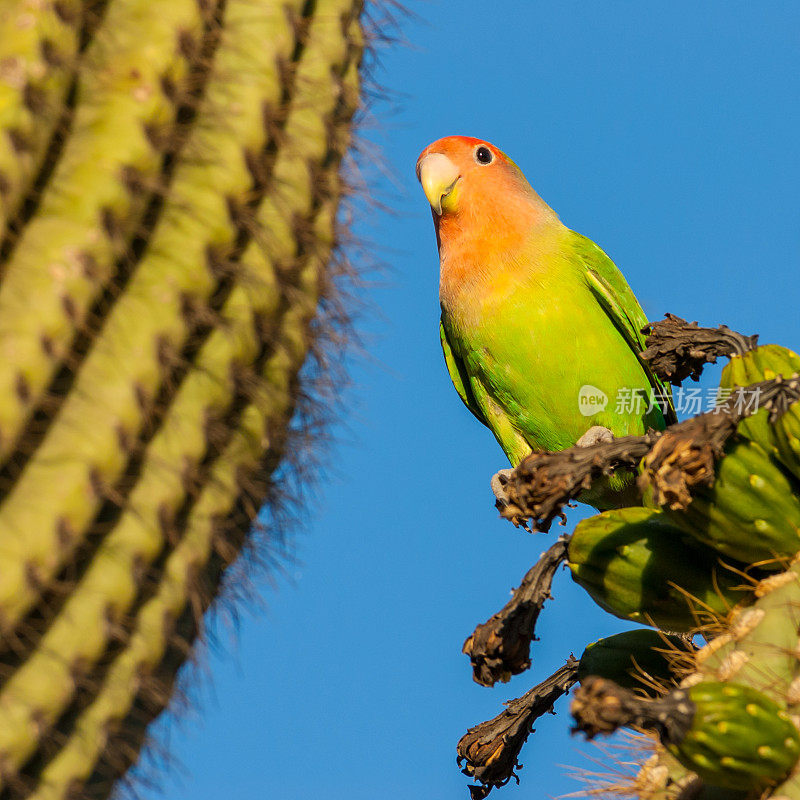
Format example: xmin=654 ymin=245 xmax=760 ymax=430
xmin=416 ymin=136 xmax=531 ymax=219
xmin=415 ymin=136 xmax=548 ymax=266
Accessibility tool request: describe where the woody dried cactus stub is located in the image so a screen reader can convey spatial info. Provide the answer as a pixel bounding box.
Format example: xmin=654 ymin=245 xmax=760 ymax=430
xmin=0 ymin=0 xmax=368 ymax=797
xmin=462 ymin=536 xmax=569 ymax=686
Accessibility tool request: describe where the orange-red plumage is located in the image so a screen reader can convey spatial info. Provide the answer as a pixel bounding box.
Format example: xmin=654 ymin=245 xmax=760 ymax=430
xmin=417 ymin=137 xmax=556 ymax=307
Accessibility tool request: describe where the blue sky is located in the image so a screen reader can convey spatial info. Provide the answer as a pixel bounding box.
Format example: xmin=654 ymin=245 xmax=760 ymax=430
xmin=142 ymin=3 xmax=800 ymax=799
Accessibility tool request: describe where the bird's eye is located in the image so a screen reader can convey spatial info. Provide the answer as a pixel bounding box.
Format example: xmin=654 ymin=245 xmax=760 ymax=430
xmin=475 ymin=146 xmax=493 ymax=165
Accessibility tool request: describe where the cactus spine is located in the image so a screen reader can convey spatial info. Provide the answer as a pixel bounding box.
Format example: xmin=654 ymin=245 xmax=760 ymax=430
xmin=0 ymin=0 xmax=365 ymax=797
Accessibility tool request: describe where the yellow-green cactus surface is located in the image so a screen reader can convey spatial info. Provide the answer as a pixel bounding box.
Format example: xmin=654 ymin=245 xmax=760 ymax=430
xmin=0 ymin=0 xmax=365 ymax=797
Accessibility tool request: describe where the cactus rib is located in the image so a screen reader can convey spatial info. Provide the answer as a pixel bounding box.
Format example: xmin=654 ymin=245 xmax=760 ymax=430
xmin=21 ymin=200 xmax=344 ymax=800
xmin=0 ymin=0 xmax=312 ymax=635
xmin=0 ymin=0 xmax=212 ymax=471
xmin=0 ymin=0 xmax=87 ymax=240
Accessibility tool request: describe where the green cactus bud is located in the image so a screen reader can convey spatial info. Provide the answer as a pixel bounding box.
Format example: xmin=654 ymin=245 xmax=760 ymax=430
xmin=568 ymin=506 xmax=748 ymax=632
xmin=578 ymin=629 xmax=694 ymax=694
xmin=722 ymin=344 xmax=800 ymax=389
xmin=655 ymin=436 xmax=800 ymax=566
xmin=573 ymin=678 xmax=800 ymax=793
xmin=720 ymin=345 xmax=800 ymax=481
xmin=669 ymin=682 xmax=800 ymax=791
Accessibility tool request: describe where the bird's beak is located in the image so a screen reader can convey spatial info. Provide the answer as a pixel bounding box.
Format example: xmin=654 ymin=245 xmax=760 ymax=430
xmin=417 ymin=153 xmax=460 ymax=215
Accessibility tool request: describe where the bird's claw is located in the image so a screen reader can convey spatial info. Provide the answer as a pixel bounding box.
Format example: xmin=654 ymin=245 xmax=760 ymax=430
xmin=491 ymin=468 xmax=532 ymax=530
xmin=490 ymin=430 xmax=612 ymax=529
xmin=490 ymin=468 xmax=514 ymax=511
xmin=575 ymin=425 xmax=614 ymax=448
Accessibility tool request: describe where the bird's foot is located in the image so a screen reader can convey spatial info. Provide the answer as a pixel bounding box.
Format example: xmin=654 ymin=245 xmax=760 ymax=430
xmin=490 ymin=468 xmax=514 ymax=511
xmin=575 ymin=425 xmax=614 ymax=448
xmin=492 ymin=468 xmax=532 ymax=530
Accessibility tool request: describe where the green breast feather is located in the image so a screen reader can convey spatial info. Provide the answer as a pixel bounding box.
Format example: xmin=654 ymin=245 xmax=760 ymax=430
xmin=438 ymin=229 xmax=675 ymax=473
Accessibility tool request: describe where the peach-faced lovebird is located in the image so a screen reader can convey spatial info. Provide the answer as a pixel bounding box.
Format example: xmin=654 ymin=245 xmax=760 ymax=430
xmin=416 ymin=136 xmax=675 ymax=509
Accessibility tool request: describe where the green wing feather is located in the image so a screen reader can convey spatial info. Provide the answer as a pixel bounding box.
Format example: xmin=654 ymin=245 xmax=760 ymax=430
xmin=440 ymin=318 xmax=540 ymax=464
xmin=439 ymin=319 xmax=486 ymax=424
xmin=570 ymin=231 xmax=677 ymax=425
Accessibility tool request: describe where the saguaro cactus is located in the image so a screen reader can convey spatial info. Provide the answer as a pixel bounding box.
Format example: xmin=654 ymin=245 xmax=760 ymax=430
xmin=0 ymin=0 xmax=365 ymax=797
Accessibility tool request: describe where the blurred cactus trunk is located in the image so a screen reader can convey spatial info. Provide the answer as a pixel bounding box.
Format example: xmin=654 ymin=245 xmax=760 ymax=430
xmin=0 ymin=0 xmax=365 ymax=797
